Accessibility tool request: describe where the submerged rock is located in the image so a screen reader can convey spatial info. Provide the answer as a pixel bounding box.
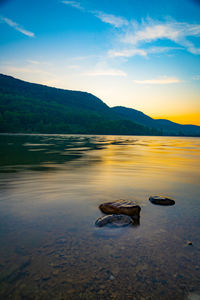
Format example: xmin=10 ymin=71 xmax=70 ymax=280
xmin=149 ymin=195 xmax=175 ymax=206
xmin=99 ymin=200 xmax=141 ymax=216
xmin=95 ymin=214 xmax=133 ymax=227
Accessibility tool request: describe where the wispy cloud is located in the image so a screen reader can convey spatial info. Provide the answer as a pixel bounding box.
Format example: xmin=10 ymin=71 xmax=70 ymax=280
xmin=192 ymin=75 xmax=200 ymax=80
xmin=62 ymin=1 xmax=84 ymax=10
xmin=26 ymin=60 xmax=51 ymax=66
xmin=93 ymin=11 xmax=128 ymax=28
xmin=123 ymin=24 xmax=179 ymax=44
xmin=61 ymin=1 xmax=200 ymax=56
xmin=62 ymin=2 xmax=128 ymax=28
xmin=84 ymin=68 xmax=127 ymax=77
xmin=108 ymin=46 xmax=182 ymax=58
xmin=67 ymin=65 xmax=80 ymax=69
xmin=147 ymin=46 xmax=183 ymax=54
xmin=0 ymin=65 xmax=51 ymax=76
xmin=1 ymin=16 xmax=35 ymax=37
xmin=27 ymin=60 xmax=40 ymax=65
xmin=108 ymin=48 xmax=147 ymax=57
xmin=122 ymin=20 xmax=200 ymax=55
xmin=133 ymin=77 xmax=181 ymax=84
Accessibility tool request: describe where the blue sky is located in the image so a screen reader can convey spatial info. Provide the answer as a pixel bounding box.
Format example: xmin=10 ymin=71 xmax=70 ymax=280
xmin=0 ymin=0 xmax=200 ymax=124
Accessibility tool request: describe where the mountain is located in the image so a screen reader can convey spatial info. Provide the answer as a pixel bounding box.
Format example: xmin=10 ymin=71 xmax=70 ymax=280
xmin=112 ymin=106 xmax=200 ymax=136
xmin=0 ymin=74 xmax=158 ymax=135
xmin=0 ymin=73 xmax=199 ymax=136
xmin=111 ymin=106 xmax=156 ymax=128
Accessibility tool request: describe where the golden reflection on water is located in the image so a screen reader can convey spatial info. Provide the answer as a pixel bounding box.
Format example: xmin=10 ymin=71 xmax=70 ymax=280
xmin=92 ymin=136 xmax=200 ymax=193
xmin=0 ymin=134 xmax=200 ymax=300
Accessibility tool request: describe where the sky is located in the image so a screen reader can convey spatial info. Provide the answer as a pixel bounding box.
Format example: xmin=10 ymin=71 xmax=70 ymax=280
xmin=0 ymin=0 xmax=200 ymax=125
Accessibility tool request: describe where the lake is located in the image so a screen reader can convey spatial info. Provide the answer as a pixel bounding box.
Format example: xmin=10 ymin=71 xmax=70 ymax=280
xmin=0 ymin=134 xmax=200 ymax=300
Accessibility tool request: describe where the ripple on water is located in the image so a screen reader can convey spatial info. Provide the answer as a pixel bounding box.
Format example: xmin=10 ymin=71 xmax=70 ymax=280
xmin=0 ymin=134 xmax=200 ymax=300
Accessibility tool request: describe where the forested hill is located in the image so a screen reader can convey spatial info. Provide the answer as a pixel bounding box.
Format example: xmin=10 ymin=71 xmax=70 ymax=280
xmin=112 ymin=106 xmax=200 ymax=136
xmin=0 ymin=73 xmax=109 ymax=112
xmin=0 ymin=74 xmax=199 ymax=136
xmin=0 ymin=74 xmax=158 ymax=135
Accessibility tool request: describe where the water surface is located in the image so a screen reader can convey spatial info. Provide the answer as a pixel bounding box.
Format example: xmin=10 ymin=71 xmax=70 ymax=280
xmin=0 ymin=134 xmax=200 ymax=300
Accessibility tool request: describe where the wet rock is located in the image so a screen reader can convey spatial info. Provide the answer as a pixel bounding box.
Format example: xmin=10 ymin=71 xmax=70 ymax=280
xmin=149 ymin=195 xmax=175 ymax=206
xmin=131 ymin=214 xmax=140 ymax=226
xmin=34 ymin=275 xmax=41 ymax=282
xmin=42 ymin=275 xmax=51 ymax=281
xmin=99 ymin=200 xmax=141 ymax=216
xmin=95 ymin=214 xmax=133 ymax=227
xmin=56 ymin=238 xmax=67 ymax=244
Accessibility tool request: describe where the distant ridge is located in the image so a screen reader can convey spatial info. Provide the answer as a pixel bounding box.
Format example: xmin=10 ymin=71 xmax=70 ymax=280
xmin=0 ymin=74 xmax=199 ymax=136
xmin=111 ymin=106 xmax=200 ymax=136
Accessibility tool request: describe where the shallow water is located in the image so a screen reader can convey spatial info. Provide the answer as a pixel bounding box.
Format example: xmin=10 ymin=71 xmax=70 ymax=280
xmin=0 ymin=134 xmax=200 ymax=300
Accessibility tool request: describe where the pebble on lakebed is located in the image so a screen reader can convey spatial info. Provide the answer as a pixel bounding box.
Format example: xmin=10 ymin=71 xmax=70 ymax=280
xmin=188 ymin=241 xmax=193 ymax=246
xmin=99 ymin=200 xmax=141 ymax=216
xmin=95 ymin=214 xmax=133 ymax=227
xmin=149 ymin=195 xmax=175 ymax=206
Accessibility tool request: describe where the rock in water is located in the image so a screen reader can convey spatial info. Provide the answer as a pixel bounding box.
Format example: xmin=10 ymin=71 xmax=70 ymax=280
xmin=149 ymin=196 xmax=175 ymax=206
xmin=95 ymin=214 xmax=133 ymax=227
xmin=99 ymin=200 xmax=141 ymax=216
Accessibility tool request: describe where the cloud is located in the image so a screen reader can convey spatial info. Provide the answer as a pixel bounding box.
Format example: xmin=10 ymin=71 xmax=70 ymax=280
xmin=122 ymin=20 xmax=200 ymax=55
xmin=61 ymin=2 xmax=200 ymax=56
xmin=93 ymin=12 xmax=128 ymax=28
xmin=26 ymin=60 xmax=51 ymax=66
xmin=133 ymin=77 xmax=181 ymax=84
xmin=1 ymin=16 xmax=35 ymax=37
xmin=67 ymin=65 xmax=80 ymax=69
xmin=62 ymin=1 xmax=83 ymax=10
xmin=108 ymin=48 xmax=147 ymax=57
xmin=84 ymin=68 xmax=127 ymax=77
xmin=147 ymin=46 xmax=183 ymax=54
xmin=27 ymin=60 xmax=40 ymax=65
xmin=61 ymin=1 xmax=128 ymax=28
xmin=108 ymin=46 xmax=182 ymax=58
xmin=123 ymin=24 xmax=178 ymax=44
xmin=192 ymin=75 xmax=200 ymax=80
xmin=0 ymin=65 xmax=51 ymax=76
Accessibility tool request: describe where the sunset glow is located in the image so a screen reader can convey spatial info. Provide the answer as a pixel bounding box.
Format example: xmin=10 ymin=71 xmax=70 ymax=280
xmin=0 ymin=0 xmax=200 ymax=125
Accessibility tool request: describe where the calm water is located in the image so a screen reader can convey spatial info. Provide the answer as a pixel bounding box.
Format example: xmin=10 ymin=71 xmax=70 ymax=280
xmin=0 ymin=134 xmax=200 ymax=300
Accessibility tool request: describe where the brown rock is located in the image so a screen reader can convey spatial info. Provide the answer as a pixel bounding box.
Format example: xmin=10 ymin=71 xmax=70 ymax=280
xmin=95 ymin=214 xmax=133 ymax=227
xmin=149 ymin=195 xmax=175 ymax=206
xmin=99 ymin=200 xmax=141 ymax=216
